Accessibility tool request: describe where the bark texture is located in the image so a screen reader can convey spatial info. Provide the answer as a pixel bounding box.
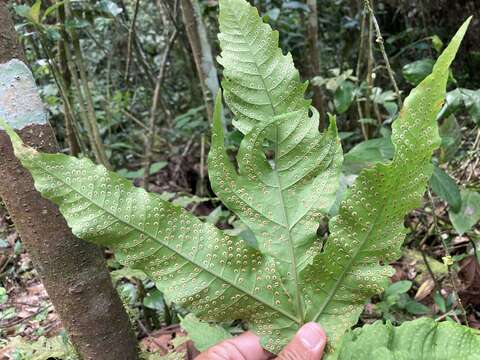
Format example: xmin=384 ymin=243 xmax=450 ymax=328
xmin=0 ymin=2 xmax=138 ymax=359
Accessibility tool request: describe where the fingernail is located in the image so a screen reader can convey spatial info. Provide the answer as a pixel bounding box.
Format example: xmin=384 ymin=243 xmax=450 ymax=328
xmin=298 ymin=323 xmax=326 ymax=350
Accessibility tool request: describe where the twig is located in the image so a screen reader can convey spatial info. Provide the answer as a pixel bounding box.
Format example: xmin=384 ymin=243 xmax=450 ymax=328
xmin=36 ymin=28 xmax=84 ymax=155
xmin=173 ymin=137 xmax=194 ymax=177
xmin=355 ymin=4 xmax=367 ymax=85
xmin=466 ymin=129 xmax=480 ymax=182
xmin=0 ymin=254 xmax=12 ymax=275
xmin=469 ymin=239 xmax=479 ymax=263
xmin=428 ymin=190 xmax=469 ymax=325
xmin=364 ymin=0 xmax=403 ymax=108
xmin=364 ymin=3 xmax=374 ymax=127
xmin=198 ymin=134 xmax=206 ymax=195
xmin=143 ymin=30 xmax=179 ymax=190
xmin=125 ymin=0 xmax=141 ymax=82
xmin=137 ymin=320 xmax=169 ymax=352
xmin=355 ymin=4 xmax=369 ymax=140
xmin=473 ymin=129 xmax=480 ymax=149
xmin=0 ymin=305 xmax=52 ymax=328
xmin=435 ymin=310 xmax=460 ymax=322
xmin=420 ymin=247 xmax=442 ymax=293
xmin=121 ymin=109 xmax=149 ymax=131
xmin=64 ymin=0 xmax=112 ymax=169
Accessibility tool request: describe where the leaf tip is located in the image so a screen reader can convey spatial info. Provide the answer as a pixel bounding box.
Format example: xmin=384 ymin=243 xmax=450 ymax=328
xmin=213 ymin=91 xmax=223 ymax=128
xmin=0 ymin=117 xmax=22 ymax=148
xmin=0 ymin=117 xmax=38 ymax=159
xmin=326 ymin=113 xmax=339 ymax=136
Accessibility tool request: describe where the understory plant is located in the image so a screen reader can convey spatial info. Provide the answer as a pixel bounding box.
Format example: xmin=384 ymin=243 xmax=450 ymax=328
xmin=1 ymin=0 xmax=478 ymax=356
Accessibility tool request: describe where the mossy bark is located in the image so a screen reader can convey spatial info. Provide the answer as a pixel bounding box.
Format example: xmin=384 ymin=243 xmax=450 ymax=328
xmin=0 ymin=2 xmax=138 ymax=359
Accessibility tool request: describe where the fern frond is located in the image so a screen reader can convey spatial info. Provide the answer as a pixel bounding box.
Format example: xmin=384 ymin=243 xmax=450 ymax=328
xmin=0 ymin=1 xmax=471 ymax=354
xmin=301 ymin=17 xmax=472 ymax=345
xmin=218 ymin=0 xmax=310 ymax=134
xmin=209 ymin=97 xmax=342 ymax=270
xmin=212 ymin=0 xmax=343 ymax=322
xmin=329 ymin=318 xmax=480 ymax=360
xmin=1 ymin=119 xmax=300 ymax=353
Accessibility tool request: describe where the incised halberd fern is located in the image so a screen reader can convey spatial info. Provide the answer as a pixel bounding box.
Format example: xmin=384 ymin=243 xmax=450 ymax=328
xmin=0 ymin=0 xmax=474 ymax=354
xmin=331 ymin=317 xmax=480 ymax=359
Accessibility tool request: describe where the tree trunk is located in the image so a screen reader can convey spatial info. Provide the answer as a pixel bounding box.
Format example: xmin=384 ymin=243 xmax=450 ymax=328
xmin=180 ymin=0 xmax=219 ymax=121
xmin=306 ymin=0 xmax=327 ymax=129
xmin=0 ymin=3 xmax=138 ymax=359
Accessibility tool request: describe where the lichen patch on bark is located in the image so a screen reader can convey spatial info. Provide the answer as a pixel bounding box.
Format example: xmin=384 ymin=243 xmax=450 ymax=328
xmin=0 ymin=59 xmax=47 ymax=129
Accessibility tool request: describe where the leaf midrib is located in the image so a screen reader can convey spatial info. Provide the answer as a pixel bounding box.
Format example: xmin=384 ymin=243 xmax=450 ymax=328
xmin=312 ymin=73 xmax=445 ymax=322
xmin=227 ymin=7 xmax=305 ymax=323
xmin=37 ymin=160 xmax=301 ymax=324
xmin=312 ymin=185 xmax=388 ymax=322
xmin=312 ymin=146 xmax=429 ymax=322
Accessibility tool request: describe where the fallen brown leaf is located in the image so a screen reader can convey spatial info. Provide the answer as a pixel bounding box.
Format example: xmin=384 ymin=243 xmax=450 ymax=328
xmin=458 ymin=255 xmax=480 ymax=306
xmin=415 ymin=278 xmax=436 ymax=301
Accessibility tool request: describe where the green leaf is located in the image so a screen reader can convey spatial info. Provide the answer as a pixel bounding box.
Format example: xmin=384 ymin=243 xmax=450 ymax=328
xmin=449 ymin=190 xmax=480 ymax=235
xmin=330 ymin=318 xmax=480 ymax=360
xmin=334 ymin=81 xmax=355 ymax=114
xmin=45 ymin=26 xmax=61 ymax=42
xmin=180 ymin=314 xmax=232 ymax=352
xmin=405 ymin=300 xmax=430 ymax=315
xmin=302 ymin=18 xmax=470 ymax=346
xmin=99 ymin=0 xmax=123 ymax=17
xmin=434 ymin=292 xmax=447 ymax=312
xmin=439 ymin=115 xmax=462 ymax=162
xmin=117 ymin=161 xmax=167 ymax=179
xmin=143 ymin=289 xmax=166 ymax=311
xmin=205 ymin=206 xmax=224 ymax=224
xmin=384 ymin=280 xmax=412 ymax=298
xmin=282 ymin=1 xmax=310 ymax=11
xmin=0 ymin=6 xmax=471 ymax=355
xmin=342 ymin=137 xmax=394 ymax=175
xmin=209 ymin=95 xmax=342 ymax=271
xmin=110 ymin=267 xmax=149 ymax=284
xmin=149 ymin=161 xmax=168 ymax=174
xmin=461 ymin=89 xmax=480 ymax=124
xmin=8 ymin=334 xmax=78 ymax=360
xmin=438 ymin=88 xmax=480 ymax=125
xmin=13 ymin=240 xmax=22 ymax=255
xmin=438 ymin=88 xmax=464 ymax=120
xmin=5 ymin=133 xmax=304 ymax=352
xmin=0 ymin=287 xmax=7 ymax=304
xmin=30 ymin=0 xmax=42 ymax=23
xmin=15 ymin=5 xmax=33 ymax=19
xmin=217 ymin=0 xmax=311 ymax=134
xmin=43 ymin=1 xmax=65 ymax=20
xmin=213 ymin=0 xmax=343 ymax=273
xmin=430 ymin=165 xmax=461 ymax=212
xmin=402 ymin=58 xmax=435 ymax=86
xmin=431 ymin=34 xmax=444 ymax=53
xmin=64 ymin=18 xmax=90 ymax=30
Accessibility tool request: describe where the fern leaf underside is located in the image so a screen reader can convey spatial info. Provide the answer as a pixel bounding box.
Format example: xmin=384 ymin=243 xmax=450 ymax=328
xmin=2 ymin=129 xmax=301 ymax=351
xmin=301 ymin=17 xmax=471 ymax=344
xmin=0 ymin=0 xmax=471 ymax=354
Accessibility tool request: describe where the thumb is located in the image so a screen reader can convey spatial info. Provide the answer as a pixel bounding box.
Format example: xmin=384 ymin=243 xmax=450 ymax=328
xmin=195 ymin=331 xmax=271 ymax=360
xmin=277 ymin=323 xmax=327 ymax=360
